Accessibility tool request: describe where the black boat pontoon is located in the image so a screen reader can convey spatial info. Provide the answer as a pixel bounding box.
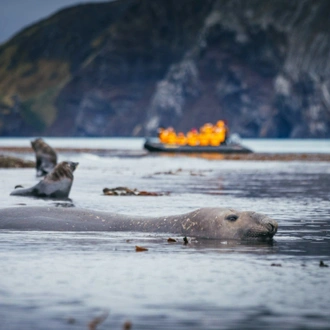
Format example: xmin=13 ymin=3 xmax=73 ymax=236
xmin=144 ymin=138 xmax=253 ymax=154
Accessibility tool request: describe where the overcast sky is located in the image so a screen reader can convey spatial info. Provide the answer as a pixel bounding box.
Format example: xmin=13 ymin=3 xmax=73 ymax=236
xmin=0 ymin=0 xmax=111 ymax=44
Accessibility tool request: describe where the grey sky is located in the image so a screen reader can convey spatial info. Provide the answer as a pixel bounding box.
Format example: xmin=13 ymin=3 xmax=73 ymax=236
xmin=0 ymin=0 xmax=111 ymax=45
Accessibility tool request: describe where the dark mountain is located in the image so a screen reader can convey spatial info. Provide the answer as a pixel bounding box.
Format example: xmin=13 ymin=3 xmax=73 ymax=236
xmin=0 ymin=0 xmax=329 ymax=138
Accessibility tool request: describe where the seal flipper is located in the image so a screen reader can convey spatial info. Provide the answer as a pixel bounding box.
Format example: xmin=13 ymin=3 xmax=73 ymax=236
xmin=10 ymin=186 xmax=38 ymax=196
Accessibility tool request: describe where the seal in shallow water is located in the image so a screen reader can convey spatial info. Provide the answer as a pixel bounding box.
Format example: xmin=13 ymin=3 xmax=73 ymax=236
xmin=10 ymin=161 xmax=79 ymax=198
xmin=31 ymin=138 xmax=57 ymax=177
xmin=0 ymin=207 xmax=278 ymax=240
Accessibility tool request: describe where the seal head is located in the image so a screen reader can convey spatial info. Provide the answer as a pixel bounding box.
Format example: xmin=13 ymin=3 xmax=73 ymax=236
xmin=180 ymin=208 xmax=278 ymax=240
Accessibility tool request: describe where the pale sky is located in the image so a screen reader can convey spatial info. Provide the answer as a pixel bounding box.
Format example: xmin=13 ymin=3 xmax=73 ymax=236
xmin=0 ymin=0 xmax=112 ymax=45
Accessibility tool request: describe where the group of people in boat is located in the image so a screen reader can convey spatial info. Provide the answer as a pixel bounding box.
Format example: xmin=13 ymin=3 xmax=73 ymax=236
xmin=158 ymin=120 xmax=229 ymax=146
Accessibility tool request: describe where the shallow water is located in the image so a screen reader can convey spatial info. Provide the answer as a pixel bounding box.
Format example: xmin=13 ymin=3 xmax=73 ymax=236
xmin=0 ymin=139 xmax=330 ymax=329
xmin=0 ymin=137 xmax=330 ymax=153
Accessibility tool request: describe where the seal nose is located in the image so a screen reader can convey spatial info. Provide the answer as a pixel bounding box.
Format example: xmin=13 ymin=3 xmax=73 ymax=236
xmin=265 ymin=220 xmax=278 ymax=235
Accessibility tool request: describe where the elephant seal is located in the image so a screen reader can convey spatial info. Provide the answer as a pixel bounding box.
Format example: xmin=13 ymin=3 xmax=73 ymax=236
xmin=0 ymin=207 xmax=278 ymax=240
xmin=31 ymin=138 xmax=57 ymax=177
xmin=10 ymin=161 xmax=79 ymax=198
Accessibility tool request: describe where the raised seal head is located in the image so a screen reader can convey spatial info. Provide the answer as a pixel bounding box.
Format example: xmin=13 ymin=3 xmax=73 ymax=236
xmin=180 ymin=208 xmax=278 ymax=240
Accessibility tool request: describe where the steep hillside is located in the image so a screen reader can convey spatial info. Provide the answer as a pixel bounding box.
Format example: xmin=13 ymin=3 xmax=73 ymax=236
xmin=0 ymin=0 xmax=136 ymax=135
xmin=0 ymin=0 xmax=329 ymax=137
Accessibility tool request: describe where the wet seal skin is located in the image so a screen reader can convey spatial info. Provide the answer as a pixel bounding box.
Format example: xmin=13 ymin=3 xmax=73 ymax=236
xmin=10 ymin=161 xmax=79 ymax=199
xmin=31 ymin=138 xmax=58 ymax=177
xmin=0 ymin=207 xmax=278 ymax=240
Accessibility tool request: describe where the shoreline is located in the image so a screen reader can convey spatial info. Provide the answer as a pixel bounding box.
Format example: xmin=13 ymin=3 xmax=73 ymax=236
xmin=0 ymin=146 xmax=330 ymax=167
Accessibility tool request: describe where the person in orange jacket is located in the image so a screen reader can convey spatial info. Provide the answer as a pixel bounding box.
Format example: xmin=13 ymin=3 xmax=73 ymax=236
xmin=198 ymin=123 xmax=213 ymax=146
xmin=158 ymin=127 xmax=168 ymax=144
xmin=176 ymin=132 xmax=187 ymax=145
xmin=186 ymin=128 xmax=199 ymax=146
xmin=210 ymin=120 xmax=226 ymax=145
xmin=166 ymin=127 xmax=177 ymax=144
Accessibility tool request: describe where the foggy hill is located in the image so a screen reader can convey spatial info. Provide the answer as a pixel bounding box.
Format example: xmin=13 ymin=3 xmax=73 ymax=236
xmin=0 ymin=0 xmax=329 ymax=138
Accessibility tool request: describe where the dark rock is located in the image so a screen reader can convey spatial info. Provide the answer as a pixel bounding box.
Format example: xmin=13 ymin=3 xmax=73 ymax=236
xmin=0 ymin=155 xmax=34 ymax=168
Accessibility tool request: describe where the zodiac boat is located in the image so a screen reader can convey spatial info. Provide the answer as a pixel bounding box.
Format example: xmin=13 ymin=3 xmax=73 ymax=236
xmin=144 ymin=138 xmax=253 ymax=153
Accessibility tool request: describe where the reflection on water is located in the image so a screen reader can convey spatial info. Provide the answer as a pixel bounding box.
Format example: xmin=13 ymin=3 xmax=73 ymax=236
xmin=0 ymin=142 xmax=330 ymax=329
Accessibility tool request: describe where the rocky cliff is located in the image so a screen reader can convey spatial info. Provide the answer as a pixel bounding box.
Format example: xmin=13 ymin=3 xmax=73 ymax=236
xmin=0 ymin=0 xmax=329 ymax=138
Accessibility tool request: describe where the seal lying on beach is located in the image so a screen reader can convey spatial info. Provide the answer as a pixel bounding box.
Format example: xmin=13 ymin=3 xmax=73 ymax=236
xmin=10 ymin=161 xmax=78 ymax=198
xmin=0 ymin=207 xmax=278 ymax=240
xmin=31 ymin=138 xmax=57 ymax=177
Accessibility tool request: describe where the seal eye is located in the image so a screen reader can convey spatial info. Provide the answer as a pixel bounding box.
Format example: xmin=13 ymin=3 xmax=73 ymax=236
xmin=226 ymin=214 xmax=238 ymax=222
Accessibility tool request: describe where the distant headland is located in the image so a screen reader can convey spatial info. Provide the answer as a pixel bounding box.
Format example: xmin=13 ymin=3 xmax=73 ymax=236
xmin=0 ymin=0 xmax=329 ymax=138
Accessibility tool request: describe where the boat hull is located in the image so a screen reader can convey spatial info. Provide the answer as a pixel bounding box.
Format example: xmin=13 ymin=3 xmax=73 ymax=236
xmin=144 ymin=139 xmax=252 ymax=153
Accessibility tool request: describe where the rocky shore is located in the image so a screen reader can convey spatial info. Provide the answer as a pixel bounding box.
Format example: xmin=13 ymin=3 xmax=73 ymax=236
xmin=0 ymin=154 xmax=34 ymax=168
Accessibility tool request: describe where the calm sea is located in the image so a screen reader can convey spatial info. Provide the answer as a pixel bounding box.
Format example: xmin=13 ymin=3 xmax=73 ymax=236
xmin=0 ymin=138 xmax=329 ymax=329
xmin=0 ymin=137 xmax=330 ymax=153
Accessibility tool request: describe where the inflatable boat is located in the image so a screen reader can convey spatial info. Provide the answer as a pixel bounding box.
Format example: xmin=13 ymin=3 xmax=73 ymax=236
xmin=144 ymin=138 xmax=253 ymax=153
